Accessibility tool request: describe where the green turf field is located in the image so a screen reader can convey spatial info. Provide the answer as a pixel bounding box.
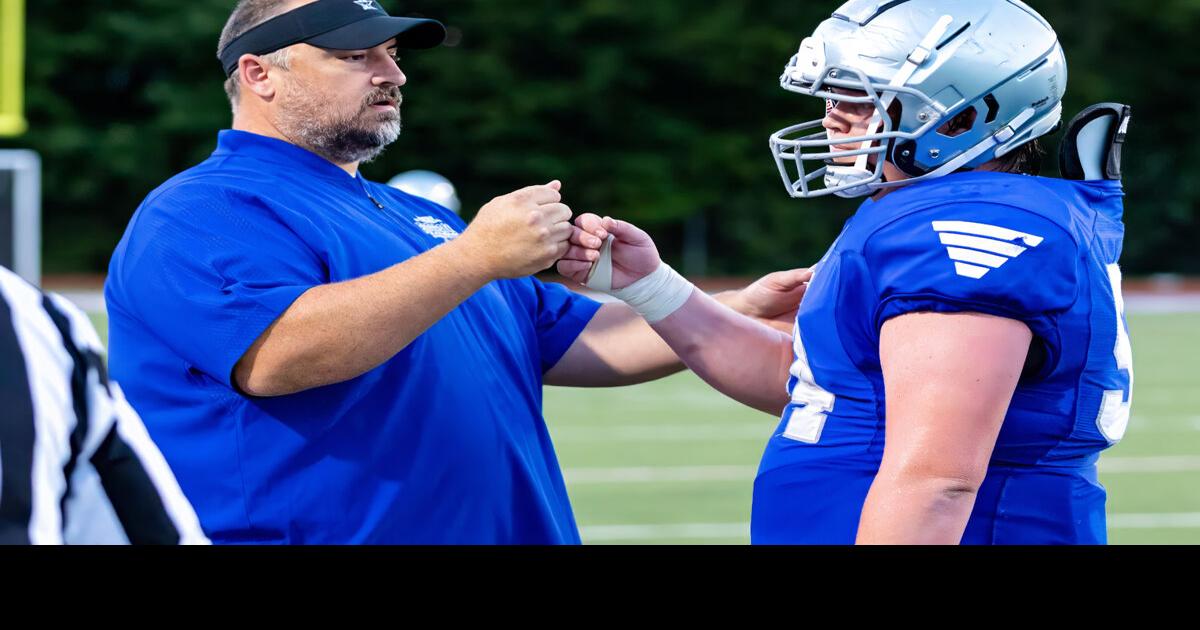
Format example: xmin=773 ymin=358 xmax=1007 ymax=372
xmin=88 ymin=311 xmax=1200 ymax=544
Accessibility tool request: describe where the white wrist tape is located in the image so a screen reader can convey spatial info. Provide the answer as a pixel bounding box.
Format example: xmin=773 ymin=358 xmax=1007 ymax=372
xmin=585 ymin=235 xmax=695 ymax=323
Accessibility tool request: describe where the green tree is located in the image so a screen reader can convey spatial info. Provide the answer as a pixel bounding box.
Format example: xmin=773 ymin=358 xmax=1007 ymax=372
xmin=2 ymin=0 xmax=1195 ymax=275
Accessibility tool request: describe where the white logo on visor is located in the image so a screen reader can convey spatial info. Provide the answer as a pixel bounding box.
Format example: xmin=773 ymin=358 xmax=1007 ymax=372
xmin=353 ymin=0 xmax=378 ymax=11
xmin=414 ymin=216 xmax=460 ymax=242
xmin=932 ymin=221 xmax=1044 ymax=279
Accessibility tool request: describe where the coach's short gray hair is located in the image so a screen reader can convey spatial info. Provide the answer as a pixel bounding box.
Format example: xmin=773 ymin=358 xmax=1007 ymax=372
xmin=218 ymin=0 xmax=300 ymax=112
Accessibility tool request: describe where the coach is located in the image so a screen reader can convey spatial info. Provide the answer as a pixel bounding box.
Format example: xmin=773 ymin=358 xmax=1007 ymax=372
xmin=104 ymin=0 xmax=808 ymax=544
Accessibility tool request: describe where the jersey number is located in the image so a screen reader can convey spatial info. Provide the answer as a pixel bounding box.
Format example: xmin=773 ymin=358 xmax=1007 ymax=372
xmin=782 ymin=329 xmax=836 ymax=443
xmin=1096 ymin=263 xmax=1134 ymax=442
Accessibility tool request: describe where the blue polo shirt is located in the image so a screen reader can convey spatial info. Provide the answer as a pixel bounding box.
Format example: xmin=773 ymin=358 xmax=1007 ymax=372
xmin=105 ymin=130 xmax=601 ymax=544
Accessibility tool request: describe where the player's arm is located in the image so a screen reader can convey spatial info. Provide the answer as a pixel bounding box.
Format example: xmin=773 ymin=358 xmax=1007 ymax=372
xmin=855 ymin=311 xmax=1029 ymax=545
xmin=556 ymin=214 xmax=796 ymax=416
xmin=545 ymin=268 xmax=810 ymax=388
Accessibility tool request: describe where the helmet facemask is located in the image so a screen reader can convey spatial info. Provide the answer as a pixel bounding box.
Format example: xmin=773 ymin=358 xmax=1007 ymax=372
xmin=769 ymin=56 xmax=947 ymax=199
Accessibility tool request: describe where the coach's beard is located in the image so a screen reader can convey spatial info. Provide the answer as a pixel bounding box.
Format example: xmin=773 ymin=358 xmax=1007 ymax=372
xmin=282 ymin=88 xmax=403 ymax=166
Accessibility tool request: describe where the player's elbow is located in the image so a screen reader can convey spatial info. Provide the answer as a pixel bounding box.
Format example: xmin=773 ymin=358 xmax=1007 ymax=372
xmin=926 ymin=474 xmax=984 ymax=504
xmin=883 ymin=461 xmax=988 ymax=503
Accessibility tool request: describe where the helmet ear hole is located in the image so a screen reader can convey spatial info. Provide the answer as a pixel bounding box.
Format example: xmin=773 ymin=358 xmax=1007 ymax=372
xmin=937 ymin=107 xmax=978 ymax=138
xmin=983 ymin=94 xmax=1000 ymax=123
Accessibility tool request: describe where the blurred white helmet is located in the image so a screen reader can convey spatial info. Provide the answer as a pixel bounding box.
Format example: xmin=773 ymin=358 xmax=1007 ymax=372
xmin=387 ymin=170 xmax=462 ymax=214
xmin=769 ymin=0 xmax=1067 ymax=199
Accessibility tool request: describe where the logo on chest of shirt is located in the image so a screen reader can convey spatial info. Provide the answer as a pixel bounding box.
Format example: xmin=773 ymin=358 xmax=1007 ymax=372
xmin=932 ymin=221 xmax=1044 ymax=280
xmin=414 ymin=216 xmax=460 ymax=241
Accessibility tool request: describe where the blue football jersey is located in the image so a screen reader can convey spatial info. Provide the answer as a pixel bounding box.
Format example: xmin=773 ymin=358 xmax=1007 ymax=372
xmin=752 ymin=171 xmax=1130 ymax=545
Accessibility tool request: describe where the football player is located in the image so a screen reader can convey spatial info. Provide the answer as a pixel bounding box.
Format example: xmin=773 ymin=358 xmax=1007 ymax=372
xmin=559 ymin=0 xmax=1132 ymax=544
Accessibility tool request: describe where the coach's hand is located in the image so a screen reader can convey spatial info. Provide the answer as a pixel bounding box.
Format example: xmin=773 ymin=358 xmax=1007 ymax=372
xmin=557 ymin=213 xmax=661 ymax=290
xmin=458 ymin=181 xmax=573 ymax=279
xmin=728 ymin=268 xmax=813 ymax=333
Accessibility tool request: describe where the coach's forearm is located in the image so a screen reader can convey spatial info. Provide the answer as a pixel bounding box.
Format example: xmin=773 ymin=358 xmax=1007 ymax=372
xmin=235 ymin=237 xmax=494 ymax=397
xmin=650 ymin=290 xmax=794 ymax=416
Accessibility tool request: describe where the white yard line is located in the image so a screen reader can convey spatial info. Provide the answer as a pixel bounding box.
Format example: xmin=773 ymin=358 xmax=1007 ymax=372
xmin=564 ymin=456 xmax=1200 ymax=485
xmin=566 ymin=465 xmax=756 ymax=484
xmin=555 ymin=417 xmax=1200 ymax=445
xmin=1099 ymin=455 xmax=1200 ymax=473
xmin=54 ymin=290 xmax=106 ymax=314
xmin=1124 ymin=294 xmax=1200 ymax=314
xmin=580 ymin=513 xmax=1200 ymax=542
xmin=1108 ymin=513 xmax=1200 ymax=529
xmin=580 ymin=523 xmax=749 ymax=542
xmin=554 ymin=425 xmax=772 ymax=443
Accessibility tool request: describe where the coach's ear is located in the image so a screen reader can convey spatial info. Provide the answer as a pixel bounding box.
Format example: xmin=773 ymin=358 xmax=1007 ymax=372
xmin=237 ymin=54 xmax=279 ymax=100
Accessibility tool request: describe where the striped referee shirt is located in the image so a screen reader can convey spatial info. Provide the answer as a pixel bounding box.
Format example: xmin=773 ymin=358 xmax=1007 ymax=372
xmin=0 ymin=266 xmax=208 ymax=544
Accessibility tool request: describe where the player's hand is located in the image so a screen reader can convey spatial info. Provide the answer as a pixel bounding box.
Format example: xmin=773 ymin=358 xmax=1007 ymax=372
xmin=729 ymin=268 xmax=813 ymax=332
xmin=557 ymin=213 xmax=661 ymax=290
xmin=458 ymin=181 xmax=573 ymax=279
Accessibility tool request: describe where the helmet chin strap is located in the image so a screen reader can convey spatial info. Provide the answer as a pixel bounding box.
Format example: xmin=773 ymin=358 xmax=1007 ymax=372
xmin=825 ymin=14 xmax=955 ymax=198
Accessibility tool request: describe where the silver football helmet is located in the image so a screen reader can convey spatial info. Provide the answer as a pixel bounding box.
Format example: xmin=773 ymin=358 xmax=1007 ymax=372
xmin=768 ymin=0 xmax=1068 ymax=199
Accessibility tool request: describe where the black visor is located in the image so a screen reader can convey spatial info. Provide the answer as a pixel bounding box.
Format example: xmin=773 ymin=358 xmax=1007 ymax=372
xmin=218 ymin=0 xmax=446 ymax=76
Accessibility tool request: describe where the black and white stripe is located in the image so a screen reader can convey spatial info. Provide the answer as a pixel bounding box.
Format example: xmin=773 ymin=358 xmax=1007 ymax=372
xmin=0 ymin=266 xmax=208 ymax=545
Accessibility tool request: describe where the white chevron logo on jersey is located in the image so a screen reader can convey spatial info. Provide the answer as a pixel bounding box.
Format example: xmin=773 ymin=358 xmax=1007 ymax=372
xmin=931 ymin=221 xmax=1044 ymax=279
